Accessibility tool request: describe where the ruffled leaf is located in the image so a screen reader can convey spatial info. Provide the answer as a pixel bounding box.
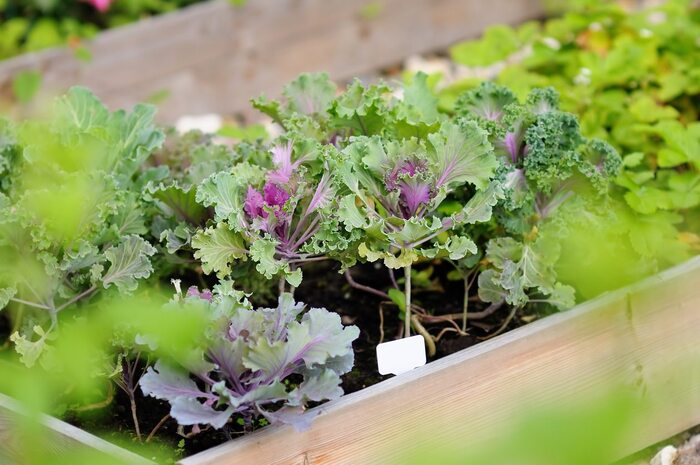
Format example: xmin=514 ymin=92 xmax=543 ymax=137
xmin=284 ymin=72 xmax=337 ymax=116
xmin=170 ymin=398 xmax=235 ymax=429
xmin=102 ymin=235 xmax=156 ymax=293
xmin=0 ymin=286 xmax=16 ymax=310
xmin=429 ymin=120 xmax=497 ymax=190
xmin=140 ymin=361 xmax=210 ymax=403
xmin=192 ymin=225 xmax=247 ymax=278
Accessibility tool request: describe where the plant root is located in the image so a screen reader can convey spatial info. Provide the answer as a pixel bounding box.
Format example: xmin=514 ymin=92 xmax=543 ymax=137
xmin=481 ymin=305 xmax=519 ymax=340
xmin=411 ymin=315 xmax=436 ymax=357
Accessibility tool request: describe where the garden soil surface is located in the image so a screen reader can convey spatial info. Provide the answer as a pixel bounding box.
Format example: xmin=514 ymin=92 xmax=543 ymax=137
xmin=69 ymin=260 xmax=528 ymax=460
xmin=0 ymin=312 xmax=9 ymax=347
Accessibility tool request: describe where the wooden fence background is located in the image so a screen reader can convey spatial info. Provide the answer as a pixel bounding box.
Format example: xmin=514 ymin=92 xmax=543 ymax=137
xmin=0 ymin=0 xmax=546 ymax=122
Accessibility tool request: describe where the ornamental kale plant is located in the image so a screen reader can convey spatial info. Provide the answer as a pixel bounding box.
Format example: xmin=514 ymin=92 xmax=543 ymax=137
xmin=141 ymin=130 xmax=240 ymax=272
xmin=455 ymin=82 xmax=621 ymax=228
xmin=203 ymin=72 xmax=505 ymax=339
xmin=199 ymin=71 xmax=627 ymax=342
xmin=334 ymin=121 xmax=502 ymax=337
xmin=442 ymin=0 xmax=700 ymax=235
xmin=0 ymin=88 xmax=164 ymax=366
xmin=129 ymin=129 xmax=277 ymax=302
xmin=140 ymin=290 xmax=359 ymax=431
xmin=192 ymin=139 xmax=340 ymax=290
xmin=454 ymin=82 xmax=622 ymax=311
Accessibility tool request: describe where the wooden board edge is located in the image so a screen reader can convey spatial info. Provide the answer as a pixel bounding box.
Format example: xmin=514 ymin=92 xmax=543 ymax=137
xmin=0 ymin=393 xmax=152 ymax=464
xmin=179 ymin=255 xmax=700 ymax=465
xmin=0 ymin=257 xmax=696 ymax=465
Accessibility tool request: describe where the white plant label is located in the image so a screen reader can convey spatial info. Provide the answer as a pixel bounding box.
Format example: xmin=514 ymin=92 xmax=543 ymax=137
xmin=376 ymin=335 xmax=426 ymax=376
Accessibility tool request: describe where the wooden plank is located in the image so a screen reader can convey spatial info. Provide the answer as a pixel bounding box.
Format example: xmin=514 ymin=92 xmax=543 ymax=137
xmin=179 ymin=257 xmax=700 ymax=465
xmin=0 ymin=0 xmax=545 ymax=122
xmin=0 ymin=393 xmax=151 ymax=464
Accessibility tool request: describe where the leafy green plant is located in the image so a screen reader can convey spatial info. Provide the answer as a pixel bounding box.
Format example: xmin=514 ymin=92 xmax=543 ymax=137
xmin=0 ymin=62 xmax=683 ymax=453
xmin=0 ymin=85 xmax=363 ymax=445
xmin=332 ymin=109 xmax=501 ymax=338
xmin=454 ymin=83 xmax=621 ymax=311
xmin=441 ymin=0 xmax=700 ymax=233
xmin=192 ymin=72 xmax=625 ymax=347
xmin=193 ymin=73 xmax=502 ymax=341
xmin=192 ymin=139 xmax=341 ymax=290
xmin=0 ymin=0 xmax=206 ymax=61
xmin=0 ymin=289 xmax=214 ymax=463
xmin=0 ymin=87 xmax=163 ymax=365
xmin=140 ymin=290 xmax=359 ymax=431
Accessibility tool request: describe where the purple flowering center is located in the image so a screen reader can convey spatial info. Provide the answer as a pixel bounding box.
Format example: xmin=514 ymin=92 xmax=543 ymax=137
xmin=503 ymin=131 xmax=528 ymax=164
xmin=264 ymin=183 xmax=290 ymax=208
xmin=386 ymin=159 xmax=433 ymax=219
xmin=386 ymin=159 xmax=426 ymax=190
xmin=244 ymin=183 xmax=290 ymax=221
xmin=244 ymin=182 xmax=293 ymax=240
xmin=186 ymin=286 xmax=213 ymax=302
xmin=399 ymin=182 xmax=431 ymax=217
xmin=244 ymin=187 xmax=264 ymax=218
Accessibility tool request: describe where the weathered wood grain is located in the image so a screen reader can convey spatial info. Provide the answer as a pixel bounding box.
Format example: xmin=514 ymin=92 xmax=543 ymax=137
xmin=179 ymin=257 xmax=700 ymax=465
xmin=0 ymin=394 xmax=151 ymax=464
xmin=0 ymin=0 xmax=546 ymax=122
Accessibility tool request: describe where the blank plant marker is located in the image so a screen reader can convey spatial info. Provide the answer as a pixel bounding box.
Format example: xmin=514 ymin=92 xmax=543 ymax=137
xmin=376 ymin=335 xmax=427 ymax=376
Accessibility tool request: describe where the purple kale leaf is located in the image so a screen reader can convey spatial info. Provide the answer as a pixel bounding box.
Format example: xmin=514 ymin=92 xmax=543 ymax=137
xmin=140 ymin=293 xmax=359 ymax=432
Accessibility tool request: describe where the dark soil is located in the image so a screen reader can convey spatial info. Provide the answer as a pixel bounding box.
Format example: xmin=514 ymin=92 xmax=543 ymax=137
xmin=72 ymin=260 xmax=527 ymax=461
xmin=295 ymin=260 xmax=513 ymax=394
xmin=0 ymin=312 xmax=9 ymax=346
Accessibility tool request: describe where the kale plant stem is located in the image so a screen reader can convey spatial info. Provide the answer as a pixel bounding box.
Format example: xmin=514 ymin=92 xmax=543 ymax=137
xmin=388 ymin=268 xmax=399 ymax=289
xmin=344 ymin=268 xmax=429 ymax=314
xmin=128 ymin=389 xmax=142 ymax=442
xmin=344 ymin=269 xmax=390 ymax=300
xmin=485 ymin=305 xmax=519 ymax=339
xmin=420 ymin=302 xmax=503 ymax=323
xmin=115 ymin=355 xmax=143 ymax=442
xmin=55 ymin=285 xmax=96 ymax=313
xmin=462 ymin=279 xmax=469 ymax=333
xmin=461 ymin=271 xmax=478 ymax=333
xmin=146 ymin=415 xmax=170 ymax=443
xmin=410 ymin=314 xmax=436 ymax=357
xmin=404 ymin=264 xmax=411 ymax=338
xmin=72 ymin=382 xmax=115 ymax=412
xmin=9 ymin=297 xmax=50 ymax=310
xmin=289 ymin=264 xmax=297 ymax=298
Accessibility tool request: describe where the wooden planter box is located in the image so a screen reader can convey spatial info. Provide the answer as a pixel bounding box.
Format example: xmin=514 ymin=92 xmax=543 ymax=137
xmin=0 ymin=0 xmax=545 ymax=122
xmin=0 ymin=393 xmax=149 ymax=464
xmin=2 ymin=257 xmax=700 ymax=464
xmin=0 ymin=1 xmax=695 ymax=463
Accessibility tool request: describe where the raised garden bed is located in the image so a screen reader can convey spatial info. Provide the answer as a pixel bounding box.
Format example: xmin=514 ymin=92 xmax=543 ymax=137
xmin=0 ymin=0 xmax=545 ymax=121
xmin=2 ymin=256 xmax=699 ymax=464
xmin=1 ymin=1 xmax=698 ymax=464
